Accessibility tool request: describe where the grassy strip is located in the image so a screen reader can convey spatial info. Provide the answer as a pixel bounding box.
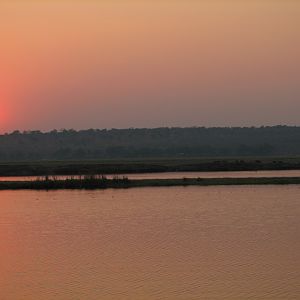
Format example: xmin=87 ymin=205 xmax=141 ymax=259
xmin=0 ymin=177 xmax=300 ymax=190
xmin=1 ymin=156 xmax=300 ymax=177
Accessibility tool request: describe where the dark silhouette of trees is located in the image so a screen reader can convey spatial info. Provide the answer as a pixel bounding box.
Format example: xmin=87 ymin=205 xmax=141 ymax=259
xmin=0 ymin=126 xmax=299 ymax=161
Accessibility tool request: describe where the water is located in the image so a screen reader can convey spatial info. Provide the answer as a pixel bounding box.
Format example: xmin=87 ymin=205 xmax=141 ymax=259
xmin=0 ymin=186 xmax=299 ymax=299
xmin=1 ymin=169 xmax=300 ymax=182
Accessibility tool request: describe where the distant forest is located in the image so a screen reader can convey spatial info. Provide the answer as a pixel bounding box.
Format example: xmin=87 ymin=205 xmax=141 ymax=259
xmin=0 ymin=126 xmax=299 ymax=161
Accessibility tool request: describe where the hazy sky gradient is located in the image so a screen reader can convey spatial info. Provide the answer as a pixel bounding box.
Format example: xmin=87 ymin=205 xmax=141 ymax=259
xmin=1 ymin=0 xmax=300 ymax=132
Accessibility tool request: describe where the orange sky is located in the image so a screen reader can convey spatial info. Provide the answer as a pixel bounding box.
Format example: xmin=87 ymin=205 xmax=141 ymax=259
xmin=1 ymin=1 xmax=300 ymax=132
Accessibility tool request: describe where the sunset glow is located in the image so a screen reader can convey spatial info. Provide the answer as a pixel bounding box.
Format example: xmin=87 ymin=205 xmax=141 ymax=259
xmin=1 ymin=3 xmax=300 ymax=299
xmin=1 ymin=0 xmax=300 ymax=132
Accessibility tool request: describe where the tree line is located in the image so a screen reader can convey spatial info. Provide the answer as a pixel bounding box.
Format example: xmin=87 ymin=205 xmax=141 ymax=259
xmin=0 ymin=126 xmax=299 ymax=161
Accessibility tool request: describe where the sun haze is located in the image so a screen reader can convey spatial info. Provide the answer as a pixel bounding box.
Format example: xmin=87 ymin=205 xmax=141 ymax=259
xmin=1 ymin=0 xmax=300 ymax=132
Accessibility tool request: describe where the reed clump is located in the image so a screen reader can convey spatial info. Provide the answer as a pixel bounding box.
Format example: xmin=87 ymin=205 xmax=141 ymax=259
xmin=32 ymin=174 xmax=130 ymax=189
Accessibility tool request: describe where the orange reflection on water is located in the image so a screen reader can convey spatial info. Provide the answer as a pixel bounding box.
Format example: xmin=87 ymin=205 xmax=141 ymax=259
xmin=0 ymin=187 xmax=299 ymax=299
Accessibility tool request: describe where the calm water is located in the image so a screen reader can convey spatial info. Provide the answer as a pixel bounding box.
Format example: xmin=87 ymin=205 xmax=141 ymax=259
xmin=0 ymin=186 xmax=299 ymax=299
xmin=1 ymin=169 xmax=300 ymax=182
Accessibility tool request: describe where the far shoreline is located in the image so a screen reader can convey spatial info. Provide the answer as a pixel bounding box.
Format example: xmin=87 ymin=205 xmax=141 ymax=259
xmin=1 ymin=156 xmax=300 ymax=177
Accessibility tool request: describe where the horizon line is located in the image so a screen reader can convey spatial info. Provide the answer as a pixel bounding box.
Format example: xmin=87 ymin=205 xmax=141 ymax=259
xmin=2 ymin=124 xmax=300 ymax=135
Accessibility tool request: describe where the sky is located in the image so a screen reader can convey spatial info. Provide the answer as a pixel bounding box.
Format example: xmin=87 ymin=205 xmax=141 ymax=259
xmin=1 ymin=0 xmax=300 ymax=132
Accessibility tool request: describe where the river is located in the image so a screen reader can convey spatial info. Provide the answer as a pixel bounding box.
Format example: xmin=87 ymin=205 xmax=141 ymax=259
xmin=0 ymin=185 xmax=299 ymax=299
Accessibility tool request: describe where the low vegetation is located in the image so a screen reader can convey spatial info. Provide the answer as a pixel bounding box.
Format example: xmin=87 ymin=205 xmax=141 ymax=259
xmin=0 ymin=176 xmax=300 ymax=190
xmin=1 ymin=156 xmax=300 ymax=177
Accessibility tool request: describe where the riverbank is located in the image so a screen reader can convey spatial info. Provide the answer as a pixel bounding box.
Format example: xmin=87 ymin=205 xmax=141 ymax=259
xmin=0 ymin=177 xmax=300 ymax=190
xmin=1 ymin=156 xmax=300 ymax=177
